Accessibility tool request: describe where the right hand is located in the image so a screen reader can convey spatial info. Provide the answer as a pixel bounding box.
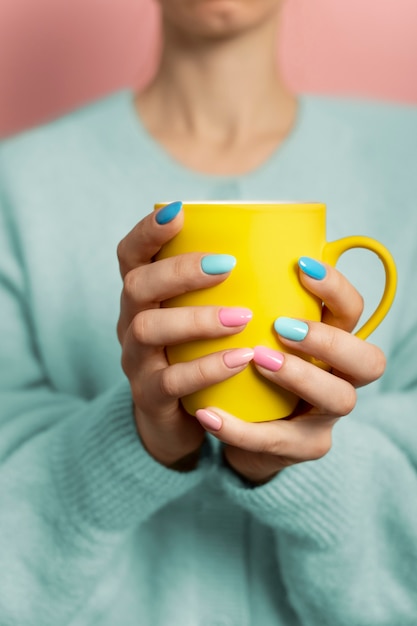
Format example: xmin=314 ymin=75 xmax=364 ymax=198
xmin=116 ymin=203 xmax=253 ymax=470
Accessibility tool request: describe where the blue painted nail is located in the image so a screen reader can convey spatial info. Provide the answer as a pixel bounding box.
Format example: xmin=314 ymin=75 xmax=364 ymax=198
xmin=274 ymin=317 xmax=309 ymax=341
xmin=201 ymin=254 xmax=236 ymax=275
xmin=298 ymin=257 xmax=327 ymax=280
xmin=155 ymin=201 xmax=182 ymax=225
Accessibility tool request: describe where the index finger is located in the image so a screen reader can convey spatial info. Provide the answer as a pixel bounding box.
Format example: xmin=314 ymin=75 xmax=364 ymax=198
xmin=117 ymin=201 xmax=184 ymax=277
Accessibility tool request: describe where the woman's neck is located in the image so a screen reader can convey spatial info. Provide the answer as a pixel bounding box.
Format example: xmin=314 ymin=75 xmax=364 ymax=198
xmin=135 ymin=15 xmax=297 ymax=175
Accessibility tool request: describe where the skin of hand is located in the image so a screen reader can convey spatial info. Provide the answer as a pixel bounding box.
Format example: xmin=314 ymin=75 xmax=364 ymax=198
xmin=195 ymin=263 xmax=387 ymax=484
xmin=117 ymin=203 xmax=254 ymax=471
xmin=118 ymin=204 xmax=386 ymax=481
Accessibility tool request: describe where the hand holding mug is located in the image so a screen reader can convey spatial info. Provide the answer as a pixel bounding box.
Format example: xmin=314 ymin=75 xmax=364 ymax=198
xmin=195 ymin=259 xmax=387 ymax=484
xmin=156 ymin=201 xmax=396 ymax=422
xmin=117 ymin=202 xmax=256 ymax=469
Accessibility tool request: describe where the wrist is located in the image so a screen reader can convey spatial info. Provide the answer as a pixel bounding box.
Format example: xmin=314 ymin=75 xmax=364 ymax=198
xmin=133 ymin=406 xmax=206 ymax=471
xmin=223 ymin=446 xmax=282 ymax=486
xmin=167 ymin=448 xmax=203 ymax=472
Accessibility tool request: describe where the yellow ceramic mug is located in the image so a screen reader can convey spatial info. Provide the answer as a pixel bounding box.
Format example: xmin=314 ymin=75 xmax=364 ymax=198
xmin=155 ymin=201 xmax=397 ymax=422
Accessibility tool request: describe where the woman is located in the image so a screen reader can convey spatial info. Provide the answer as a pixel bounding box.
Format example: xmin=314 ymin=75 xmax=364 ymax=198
xmin=0 ymin=0 xmax=416 ymax=624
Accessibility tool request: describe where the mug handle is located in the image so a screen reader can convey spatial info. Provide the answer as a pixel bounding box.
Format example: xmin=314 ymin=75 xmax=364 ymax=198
xmin=323 ymin=236 xmax=397 ymax=340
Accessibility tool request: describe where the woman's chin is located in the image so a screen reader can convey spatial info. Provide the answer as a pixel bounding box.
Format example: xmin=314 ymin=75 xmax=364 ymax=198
xmin=160 ymin=0 xmax=281 ymax=42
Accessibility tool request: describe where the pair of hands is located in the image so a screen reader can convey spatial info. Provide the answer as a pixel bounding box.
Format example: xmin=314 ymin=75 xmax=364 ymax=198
xmin=117 ymin=205 xmax=386 ymax=484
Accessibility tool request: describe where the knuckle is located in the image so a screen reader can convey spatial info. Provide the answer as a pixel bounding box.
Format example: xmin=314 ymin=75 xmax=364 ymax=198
xmin=371 ymin=347 xmax=387 ymax=380
xmin=131 ymin=312 xmax=153 ymax=345
xmin=343 ymin=283 xmax=365 ymax=321
xmin=123 ymin=268 xmax=142 ymax=302
xmin=120 ymin=350 xmax=129 ymax=377
xmin=171 ymin=254 xmax=203 ymax=292
xmin=171 ymin=255 xmax=187 ymax=282
xmin=346 ymin=294 xmax=364 ymax=329
xmin=189 ymin=359 xmax=209 ymax=389
xmin=116 ymin=318 xmax=125 ymax=345
xmin=123 ymin=269 xmax=139 ymax=301
xmin=337 ymin=385 xmax=357 ymax=416
xmin=334 ymin=271 xmax=364 ymax=319
xmin=355 ymin=292 xmax=365 ymax=318
xmin=321 ymin=328 xmax=338 ymax=355
xmin=116 ymin=238 xmax=127 ymax=264
xmin=267 ymin=434 xmax=286 ymax=457
xmin=159 ymin=354 xmax=217 ymax=401
xmin=190 ymin=307 xmax=210 ymax=336
xmin=130 ymin=377 xmax=148 ymax=409
xmin=159 ymin=368 xmax=180 ymax=399
xmin=120 ymin=348 xmax=135 ymax=380
xmin=309 ymin=430 xmax=333 ymax=460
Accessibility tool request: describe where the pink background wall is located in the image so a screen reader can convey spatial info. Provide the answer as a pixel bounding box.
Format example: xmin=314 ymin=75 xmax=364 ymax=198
xmin=0 ymin=0 xmax=416 ymax=138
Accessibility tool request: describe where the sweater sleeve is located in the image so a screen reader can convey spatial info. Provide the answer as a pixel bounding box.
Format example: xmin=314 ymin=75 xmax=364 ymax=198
xmin=221 ymin=413 xmax=417 ymax=625
xmin=0 ymin=192 xmax=213 ymax=624
xmin=218 ymin=148 xmax=417 ymax=626
xmin=220 ymin=285 xmax=417 ymax=624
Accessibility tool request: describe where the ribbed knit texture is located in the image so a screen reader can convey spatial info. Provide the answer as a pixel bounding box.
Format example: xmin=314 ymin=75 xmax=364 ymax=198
xmin=53 ymin=380 xmax=214 ymax=532
xmin=0 ymin=91 xmax=417 ymax=625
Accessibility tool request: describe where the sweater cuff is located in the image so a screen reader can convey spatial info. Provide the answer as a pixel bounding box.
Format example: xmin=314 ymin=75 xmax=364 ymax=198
xmin=52 ymin=380 xmax=213 ymax=534
xmin=220 ymin=418 xmax=369 ymax=548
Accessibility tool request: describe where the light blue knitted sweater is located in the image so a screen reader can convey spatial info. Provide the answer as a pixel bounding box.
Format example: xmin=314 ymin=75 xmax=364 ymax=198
xmin=0 ymin=91 xmax=417 ymax=626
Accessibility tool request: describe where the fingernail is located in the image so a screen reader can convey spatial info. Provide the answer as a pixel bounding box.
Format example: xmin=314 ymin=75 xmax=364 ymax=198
xmin=201 ymin=254 xmax=236 ymax=275
xmin=298 ymin=257 xmax=326 ymax=280
xmin=274 ymin=317 xmax=309 ymax=342
xmin=195 ymin=408 xmax=222 ymax=432
xmin=155 ymin=201 xmax=182 ymax=225
xmin=219 ymin=307 xmax=253 ymax=327
xmin=223 ymin=348 xmax=254 ymax=368
xmin=253 ymin=346 xmax=284 ymax=372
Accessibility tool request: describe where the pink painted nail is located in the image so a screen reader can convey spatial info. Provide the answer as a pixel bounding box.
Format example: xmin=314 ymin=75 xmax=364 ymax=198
xmin=218 ymin=307 xmax=253 ymax=327
xmin=223 ymin=348 xmax=254 ymax=369
xmin=253 ymin=346 xmax=285 ymax=372
xmin=195 ymin=408 xmax=222 ymax=432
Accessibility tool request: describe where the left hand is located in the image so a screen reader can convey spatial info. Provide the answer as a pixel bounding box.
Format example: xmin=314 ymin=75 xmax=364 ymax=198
xmin=195 ymin=260 xmax=386 ymax=484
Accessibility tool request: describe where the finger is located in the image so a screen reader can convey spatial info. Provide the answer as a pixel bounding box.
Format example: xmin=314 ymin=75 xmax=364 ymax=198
xmin=117 ymin=201 xmax=184 ymax=277
xmin=272 ymin=318 xmax=386 ymax=386
xmin=128 ymin=347 xmax=207 ymax=467
xmin=149 ymin=348 xmax=255 ymax=408
xmin=253 ymin=345 xmax=357 ymax=415
xmin=128 ymin=306 xmax=253 ymax=347
xmin=194 ymin=407 xmax=334 ymax=471
xmin=123 ymin=252 xmax=236 ymax=311
xmin=118 ymin=253 xmax=237 ymax=340
xmin=298 ymin=257 xmax=364 ymax=332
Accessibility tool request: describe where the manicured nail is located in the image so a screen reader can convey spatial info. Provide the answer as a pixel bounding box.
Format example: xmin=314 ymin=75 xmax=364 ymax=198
xmin=223 ymin=348 xmax=254 ymax=369
xmin=219 ymin=307 xmax=253 ymax=327
xmin=201 ymin=254 xmax=236 ymax=275
xmin=253 ymin=346 xmax=284 ymax=372
xmin=155 ymin=201 xmax=182 ymax=225
xmin=298 ymin=257 xmax=326 ymax=280
xmin=274 ymin=317 xmax=309 ymax=341
xmin=195 ymin=408 xmax=222 ymax=432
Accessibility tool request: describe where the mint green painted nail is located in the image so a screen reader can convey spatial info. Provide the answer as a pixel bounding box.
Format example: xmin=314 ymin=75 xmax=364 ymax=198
xmin=201 ymin=254 xmax=236 ymax=275
xmin=274 ymin=317 xmax=309 ymax=341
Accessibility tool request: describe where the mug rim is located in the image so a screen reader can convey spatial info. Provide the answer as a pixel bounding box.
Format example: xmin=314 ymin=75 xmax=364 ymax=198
xmin=155 ymin=200 xmax=324 ymax=207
